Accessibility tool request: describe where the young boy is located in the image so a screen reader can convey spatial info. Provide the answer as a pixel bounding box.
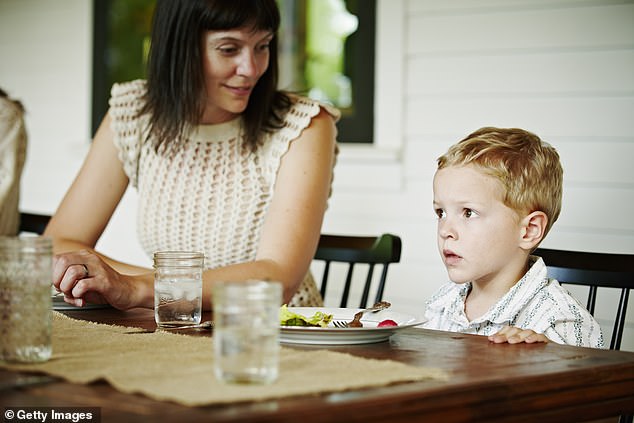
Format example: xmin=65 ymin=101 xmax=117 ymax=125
xmin=422 ymin=127 xmax=604 ymax=348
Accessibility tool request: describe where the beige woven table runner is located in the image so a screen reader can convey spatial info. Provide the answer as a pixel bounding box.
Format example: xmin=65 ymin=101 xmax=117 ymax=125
xmin=1 ymin=312 xmax=446 ymax=406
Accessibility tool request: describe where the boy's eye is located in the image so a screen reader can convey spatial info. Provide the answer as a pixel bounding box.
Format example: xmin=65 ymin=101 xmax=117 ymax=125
xmin=463 ymin=209 xmax=474 ymax=218
xmin=435 ymin=209 xmax=446 ymax=219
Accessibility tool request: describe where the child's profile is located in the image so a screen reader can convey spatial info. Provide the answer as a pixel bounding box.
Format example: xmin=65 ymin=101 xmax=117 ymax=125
xmin=422 ymin=127 xmax=604 ymax=348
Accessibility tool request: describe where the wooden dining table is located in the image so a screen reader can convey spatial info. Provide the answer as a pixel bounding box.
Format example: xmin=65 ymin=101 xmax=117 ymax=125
xmin=1 ymin=307 xmax=633 ymax=423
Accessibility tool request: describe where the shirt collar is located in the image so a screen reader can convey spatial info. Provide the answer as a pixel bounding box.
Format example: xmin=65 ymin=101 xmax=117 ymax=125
xmin=472 ymin=255 xmax=548 ymax=325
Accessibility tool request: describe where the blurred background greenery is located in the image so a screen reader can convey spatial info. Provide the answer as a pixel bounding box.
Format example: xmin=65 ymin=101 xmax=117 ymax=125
xmin=94 ymin=0 xmax=373 ymax=142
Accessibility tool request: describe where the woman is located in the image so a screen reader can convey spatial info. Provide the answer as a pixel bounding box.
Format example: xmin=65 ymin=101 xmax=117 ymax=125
xmin=0 ymin=87 xmax=27 ymax=236
xmin=46 ymin=0 xmax=339 ymax=310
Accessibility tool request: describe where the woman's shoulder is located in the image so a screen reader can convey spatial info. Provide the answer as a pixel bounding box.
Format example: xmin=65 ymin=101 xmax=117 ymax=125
xmin=109 ymin=79 xmax=147 ymax=112
xmin=263 ymin=94 xmax=339 ymax=147
xmin=108 ymin=80 xmax=148 ymax=188
xmin=0 ymin=92 xmax=25 ymax=122
xmin=111 ymin=79 xmax=147 ymax=96
xmin=285 ymin=93 xmax=341 ymax=123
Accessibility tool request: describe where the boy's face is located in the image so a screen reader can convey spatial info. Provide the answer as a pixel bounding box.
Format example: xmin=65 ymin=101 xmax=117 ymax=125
xmin=433 ymin=165 xmax=528 ymax=288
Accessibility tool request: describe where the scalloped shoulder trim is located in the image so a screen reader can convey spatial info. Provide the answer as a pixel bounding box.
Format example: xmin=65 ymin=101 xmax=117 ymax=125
xmin=108 ymin=79 xmax=148 ymax=187
xmin=269 ymin=95 xmax=339 ymax=155
xmin=258 ymin=95 xmax=340 ymax=189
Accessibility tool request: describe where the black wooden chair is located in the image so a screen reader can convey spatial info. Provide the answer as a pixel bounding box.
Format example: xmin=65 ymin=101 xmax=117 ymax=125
xmin=314 ymin=233 xmax=402 ymax=308
xmin=19 ymin=211 xmax=51 ymax=235
xmin=535 ymin=248 xmax=634 ymax=423
xmin=535 ymin=248 xmax=634 ymax=351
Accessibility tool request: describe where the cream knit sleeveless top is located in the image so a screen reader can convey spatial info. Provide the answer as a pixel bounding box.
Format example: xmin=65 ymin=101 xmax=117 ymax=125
xmin=0 ymin=95 xmax=27 ymax=236
xmin=109 ymin=80 xmax=339 ymax=306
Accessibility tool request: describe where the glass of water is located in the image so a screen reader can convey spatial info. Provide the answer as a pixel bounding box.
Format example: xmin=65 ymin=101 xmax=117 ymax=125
xmin=153 ymin=251 xmax=204 ymax=328
xmin=212 ymin=280 xmax=282 ymax=384
xmin=0 ymin=235 xmax=52 ymax=363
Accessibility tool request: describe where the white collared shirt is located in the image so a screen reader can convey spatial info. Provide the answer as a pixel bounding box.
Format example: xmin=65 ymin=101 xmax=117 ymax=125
xmin=422 ymin=256 xmax=605 ymax=348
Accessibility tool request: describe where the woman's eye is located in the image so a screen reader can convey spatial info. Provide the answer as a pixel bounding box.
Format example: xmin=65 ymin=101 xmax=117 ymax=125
xmin=218 ymin=46 xmax=239 ymax=55
xmin=257 ymin=43 xmax=270 ymax=52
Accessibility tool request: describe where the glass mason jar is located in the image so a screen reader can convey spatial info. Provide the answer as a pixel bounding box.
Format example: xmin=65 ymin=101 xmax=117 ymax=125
xmin=0 ymin=235 xmax=53 ymax=362
xmin=153 ymin=251 xmax=204 ymax=328
xmin=212 ymin=280 xmax=282 ymax=384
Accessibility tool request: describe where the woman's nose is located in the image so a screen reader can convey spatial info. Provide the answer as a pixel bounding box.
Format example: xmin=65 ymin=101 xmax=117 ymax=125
xmin=236 ymin=51 xmax=258 ymax=77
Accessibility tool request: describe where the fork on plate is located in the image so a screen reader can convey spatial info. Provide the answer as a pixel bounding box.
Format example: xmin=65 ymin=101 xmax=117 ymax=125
xmin=331 ymin=301 xmax=391 ymax=328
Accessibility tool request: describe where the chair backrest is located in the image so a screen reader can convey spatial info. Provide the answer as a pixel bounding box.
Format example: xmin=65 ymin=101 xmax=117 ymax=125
xmin=314 ymin=233 xmax=402 ymax=308
xmin=535 ymin=247 xmax=634 ymax=350
xmin=19 ymin=212 xmax=51 ymax=235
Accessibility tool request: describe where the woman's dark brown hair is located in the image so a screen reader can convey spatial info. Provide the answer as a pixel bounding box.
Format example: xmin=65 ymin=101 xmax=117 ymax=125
xmin=142 ymin=0 xmax=291 ymax=151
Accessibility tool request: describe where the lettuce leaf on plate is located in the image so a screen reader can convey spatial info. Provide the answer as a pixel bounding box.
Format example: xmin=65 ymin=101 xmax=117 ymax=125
xmin=279 ymin=305 xmax=333 ymax=328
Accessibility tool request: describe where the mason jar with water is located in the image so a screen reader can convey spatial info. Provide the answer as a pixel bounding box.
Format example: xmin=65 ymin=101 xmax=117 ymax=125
xmin=153 ymin=251 xmax=204 ymax=328
xmin=212 ymin=280 xmax=282 ymax=384
xmin=0 ymin=235 xmax=53 ymax=362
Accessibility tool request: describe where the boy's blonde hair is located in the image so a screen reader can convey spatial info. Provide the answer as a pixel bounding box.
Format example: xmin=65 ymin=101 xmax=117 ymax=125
xmin=437 ymin=127 xmax=563 ymax=237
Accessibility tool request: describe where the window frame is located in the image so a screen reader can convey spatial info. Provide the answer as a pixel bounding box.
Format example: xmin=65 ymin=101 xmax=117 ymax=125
xmin=335 ymin=0 xmax=376 ymax=144
xmin=92 ymin=0 xmax=403 ymax=155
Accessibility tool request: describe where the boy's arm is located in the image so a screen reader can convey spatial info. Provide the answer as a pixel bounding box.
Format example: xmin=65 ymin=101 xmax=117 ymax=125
xmin=488 ymin=325 xmax=550 ymax=344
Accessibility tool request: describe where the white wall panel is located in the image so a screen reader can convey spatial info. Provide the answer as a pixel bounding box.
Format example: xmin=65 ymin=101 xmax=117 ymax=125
xmin=543 ymin=229 xmax=634 ymax=254
xmin=557 ymin=186 xmax=634 ymax=231
xmin=407 ymin=0 xmax=629 ymax=13
xmin=406 ymin=97 xmax=634 ymax=137
xmin=408 ymin=4 xmax=634 ymax=54
xmin=556 ymin=140 xmax=634 ymax=185
xmin=409 ymin=51 xmax=634 ymax=95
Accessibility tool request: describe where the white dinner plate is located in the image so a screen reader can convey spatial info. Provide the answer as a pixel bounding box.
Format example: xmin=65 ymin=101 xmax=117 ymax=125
xmin=51 ymin=293 xmax=112 ymax=311
xmin=280 ymin=307 xmax=424 ymax=345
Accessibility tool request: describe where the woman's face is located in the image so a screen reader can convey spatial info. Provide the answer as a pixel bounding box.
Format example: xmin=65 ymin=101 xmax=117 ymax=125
xmin=200 ymin=27 xmax=273 ymax=124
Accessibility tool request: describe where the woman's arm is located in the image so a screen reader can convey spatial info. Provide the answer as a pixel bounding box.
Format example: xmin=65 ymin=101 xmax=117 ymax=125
xmin=45 ymin=112 xmax=154 ymax=309
xmin=198 ymin=108 xmax=337 ymax=308
xmin=45 ymin=112 xmax=128 ymax=252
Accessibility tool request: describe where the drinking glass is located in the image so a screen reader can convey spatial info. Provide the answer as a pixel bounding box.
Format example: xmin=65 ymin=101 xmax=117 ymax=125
xmin=153 ymin=251 xmax=203 ymax=328
xmin=212 ymin=280 xmax=282 ymax=384
xmin=0 ymin=235 xmax=52 ymax=362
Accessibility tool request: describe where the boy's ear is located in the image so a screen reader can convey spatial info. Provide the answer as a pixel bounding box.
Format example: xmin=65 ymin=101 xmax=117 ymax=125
xmin=519 ymin=211 xmax=548 ymax=249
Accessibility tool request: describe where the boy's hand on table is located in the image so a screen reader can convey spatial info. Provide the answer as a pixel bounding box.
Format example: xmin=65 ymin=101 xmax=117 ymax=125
xmin=488 ymin=325 xmax=550 ymax=344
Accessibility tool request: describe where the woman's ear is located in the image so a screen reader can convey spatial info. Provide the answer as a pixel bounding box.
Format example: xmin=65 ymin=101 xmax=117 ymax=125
xmin=519 ymin=211 xmax=548 ymax=250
